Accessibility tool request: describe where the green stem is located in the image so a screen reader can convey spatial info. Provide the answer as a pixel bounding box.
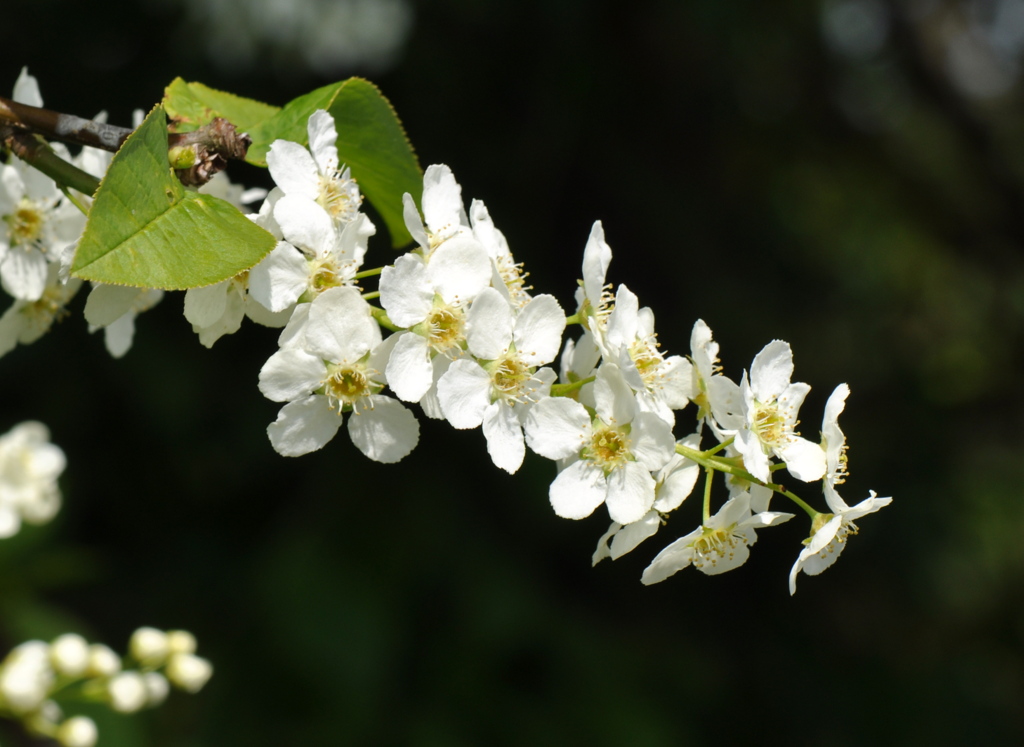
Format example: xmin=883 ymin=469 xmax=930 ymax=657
xmin=766 ymin=485 xmax=819 ymax=519
xmin=362 ymin=290 xmax=380 ymax=301
xmin=564 ymin=312 xmax=582 ymax=326
xmin=701 ymin=468 xmax=714 ymax=524
xmin=4 ymin=130 xmax=100 ymax=196
xmin=369 ymin=305 xmax=400 ymax=332
xmin=550 ymin=375 xmax=595 ymax=398
xmin=354 ymin=266 xmax=383 ymax=280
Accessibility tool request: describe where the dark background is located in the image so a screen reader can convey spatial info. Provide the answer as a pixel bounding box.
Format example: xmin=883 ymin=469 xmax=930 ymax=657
xmin=3 ymin=0 xmax=1024 ymax=744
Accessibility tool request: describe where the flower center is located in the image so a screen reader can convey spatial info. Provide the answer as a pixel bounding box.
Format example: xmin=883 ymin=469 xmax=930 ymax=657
xmin=806 ymin=513 xmax=859 ymax=559
xmin=691 ymin=525 xmax=746 ymax=570
xmin=495 ymin=255 xmax=532 ymax=309
xmin=308 ymin=256 xmax=346 ymax=295
xmin=323 ymin=364 xmax=373 ymax=413
xmin=5 ymin=199 xmax=45 ymax=248
xmin=751 ymin=398 xmax=795 ymax=450
xmin=628 ymin=336 xmax=666 ymax=390
xmin=317 ymin=170 xmax=362 ymax=225
xmin=426 ymin=305 xmax=465 ymax=355
xmin=585 ymin=422 xmax=631 ymax=472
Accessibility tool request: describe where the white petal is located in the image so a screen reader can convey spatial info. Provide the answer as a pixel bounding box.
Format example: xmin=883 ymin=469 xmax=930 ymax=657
xmin=437 ymin=359 xmax=491 ymax=428
xmin=514 ymin=294 xmax=565 ymax=367
xmin=274 ymin=195 xmax=335 ymax=255
xmin=183 ymin=282 xmax=228 ymax=327
xmin=305 ymin=286 xmax=379 ymax=363
xmin=426 ymin=234 xmax=491 ymax=304
xmin=605 ymin=462 xmax=656 ymax=524
xmin=779 ymin=436 xmax=827 ymax=483
xmin=750 ymin=340 xmax=794 ymax=401
xmin=384 ymin=332 xmax=433 ymax=403
xmin=268 ymin=395 xmax=343 ymax=456
xmin=524 ymin=397 xmax=590 ymax=460
xmin=84 ymin=284 xmax=143 ymax=327
xmin=581 ymin=221 xmax=612 ymax=312
xmin=379 ymin=254 xmax=432 ymax=328
xmin=103 ymin=314 xmax=135 ymax=358
xmin=402 ymin=192 xmax=429 ymax=250
xmin=266 ymin=140 xmax=319 ymax=201
xmin=629 ymin=412 xmax=676 ymax=471
xmin=13 ymin=68 xmax=43 ymax=107
xmin=258 ymin=347 xmax=325 ymax=402
xmin=549 ymin=460 xmax=607 ymax=520
xmin=466 ymin=287 xmax=512 ymax=359
xmin=609 ymin=511 xmax=661 ymax=559
xmin=248 ymin=242 xmax=309 ymax=312
xmin=195 ymin=287 xmax=244 ymax=347
xmin=641 ymin=530 xmax=701 ymax=585
xmin=594 ymin=363 xmax=635 ymax=426
xmin=307 ymin=110 xmax=339 ymax=175
xmin=348 ymin=395 xmax=419 ymax=463
xmin=421 ymin=164 xmax=465 ymax=234
xmin=482 ymin=400 xmax=525 ymax=474
xmin=605 ymin=285 xmax=639 ymax=350
xmin=1 ymin=250 xmax=48 ymax=301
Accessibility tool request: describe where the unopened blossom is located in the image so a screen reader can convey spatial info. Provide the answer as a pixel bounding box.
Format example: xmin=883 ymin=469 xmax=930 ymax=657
xmin=437 ymin=287 xmax=565 ymax=473
xmin=641 ymin=491 xmax=794 ymax=583
xmin=84 ymin=284 xmax=164 ymax=358
xmin=0 ymin=421 xmax=66 ymax=538
xmin=57 ymin=715 xmax=98 ymax=747
xmin=602 ymin=284 xmax=692 ymax=426
xmin=0 ymin=641 xmax=53 ymax=713
xmin=525 ymin=363 xmax=675 ymax=525
xmin=259 ymin=286 xmax=419 ymax=462
xmin=732 ymin=340 xmax=826 ymax=483
xmin=0 ymin=265 xmax=82 ymax=359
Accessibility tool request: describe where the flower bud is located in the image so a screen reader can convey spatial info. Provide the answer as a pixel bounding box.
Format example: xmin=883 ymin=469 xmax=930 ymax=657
xmin=57 ymin=716 xmax=98 ymax=747
xmin=50 ymin=634 xmax=89 ymax=677
xmin=129 ymin=627 xmax=169 ymax=665
xmin=143 ymin=671 xmax=169 ymax=706
xmin=0 ymin=641 xmax=53 ymax=712
xmin=86 ymin=644 xmax=121 ymax=678
xmin=165 ymin=652 xmax=213 ymax=693
xmin=166 ymin=629 xmax=197 ymax=656
xmin=107 ymin=671 xmax=147 ymax=713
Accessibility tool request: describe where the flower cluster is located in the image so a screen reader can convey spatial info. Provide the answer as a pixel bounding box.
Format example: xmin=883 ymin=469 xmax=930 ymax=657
xmin=0 ymin=627 xmax=212 ymax=747
xmin=0 ymin=421 xmax=65 ymax=539
xmin=0 ymin=69 xmax=893 ymax=599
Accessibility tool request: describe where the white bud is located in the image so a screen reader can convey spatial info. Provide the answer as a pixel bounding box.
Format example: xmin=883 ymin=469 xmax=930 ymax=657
xmin=166 ymin=629 xmax=197 ymax=656
xmin=0 ymin=641 xmax=53 ymax=712
xmin=86 ymin=644 xmax=121 ymax=677
xmin=143 ymin=671 xmax=169 ymax=706
xmin=57 ymin=716 xmax=98 ymax=747
xmin=50 ymin=634 xmax=89 ymax=677
xmin=129 ymin=627 xmax=169 ymax=665
xmin=107 ymin=671 xmax=147 ymax=713
xmin=165 ymin=652 xmax=213 ymax=693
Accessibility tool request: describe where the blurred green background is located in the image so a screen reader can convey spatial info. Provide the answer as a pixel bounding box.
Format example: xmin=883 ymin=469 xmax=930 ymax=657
xmin=3 ymin=0 xmax=1024 ymax=743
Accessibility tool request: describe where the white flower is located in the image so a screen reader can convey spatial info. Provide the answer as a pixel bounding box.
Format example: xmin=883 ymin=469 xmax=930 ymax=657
xmin=379 ymin=234 xmax=491 ymax=404
xmin=0 ymin=264 xmax=82 ymax=359
xmin=592 ymin=432 xmax=702 ymax=564
xmin=0 ymin=70 xmax=85 ymax=301
xmin=575 ymin=221 xmax=613 ymax=342
xmin=266 ymin=109 xmax=363 ymax=228
xmin=732 ymin=340 xmax=826 ymax=483
xmin=788 ymin=384 xmax=892 ymax=594
xmin=688 ymin=319 xmax=742 ymax=431
xmin=525 ymin=363 xmax=675 ymax=525
xmin=84 ymin=284 xmax=163 ymax=358
xmin=403 ymin=164 xmax=473 ymax=256
xmin=641 ymin=491 xmax=794 ymax=583
xmin=49 ymin=634 xmax=89 ymax=677
xmin=0 ymin=421 xmax=66 ymax=538
xmin=788 ymin=490 xmax=891 ymax=594
xmin=469 ymin=199 xmax=531 ymax=311
xmin=437 ymin=287 xmax=565 ymax=473
xmin=259 ymin=287 xmax=420 ymax=462
xmin=129 ymin=627 xmax=169 ymax=665
xmin=602 ymin=284 xmax=693 ymax=425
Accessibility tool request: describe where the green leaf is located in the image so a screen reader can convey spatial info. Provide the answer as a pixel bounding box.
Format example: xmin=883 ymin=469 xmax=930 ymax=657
xmin=164 ymin=77 xmax=280 ymax=133
xmin=246 ymin=78 xmax=422 ymax=248
xmin=71 ymin=105 xmax=276 ymax=290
